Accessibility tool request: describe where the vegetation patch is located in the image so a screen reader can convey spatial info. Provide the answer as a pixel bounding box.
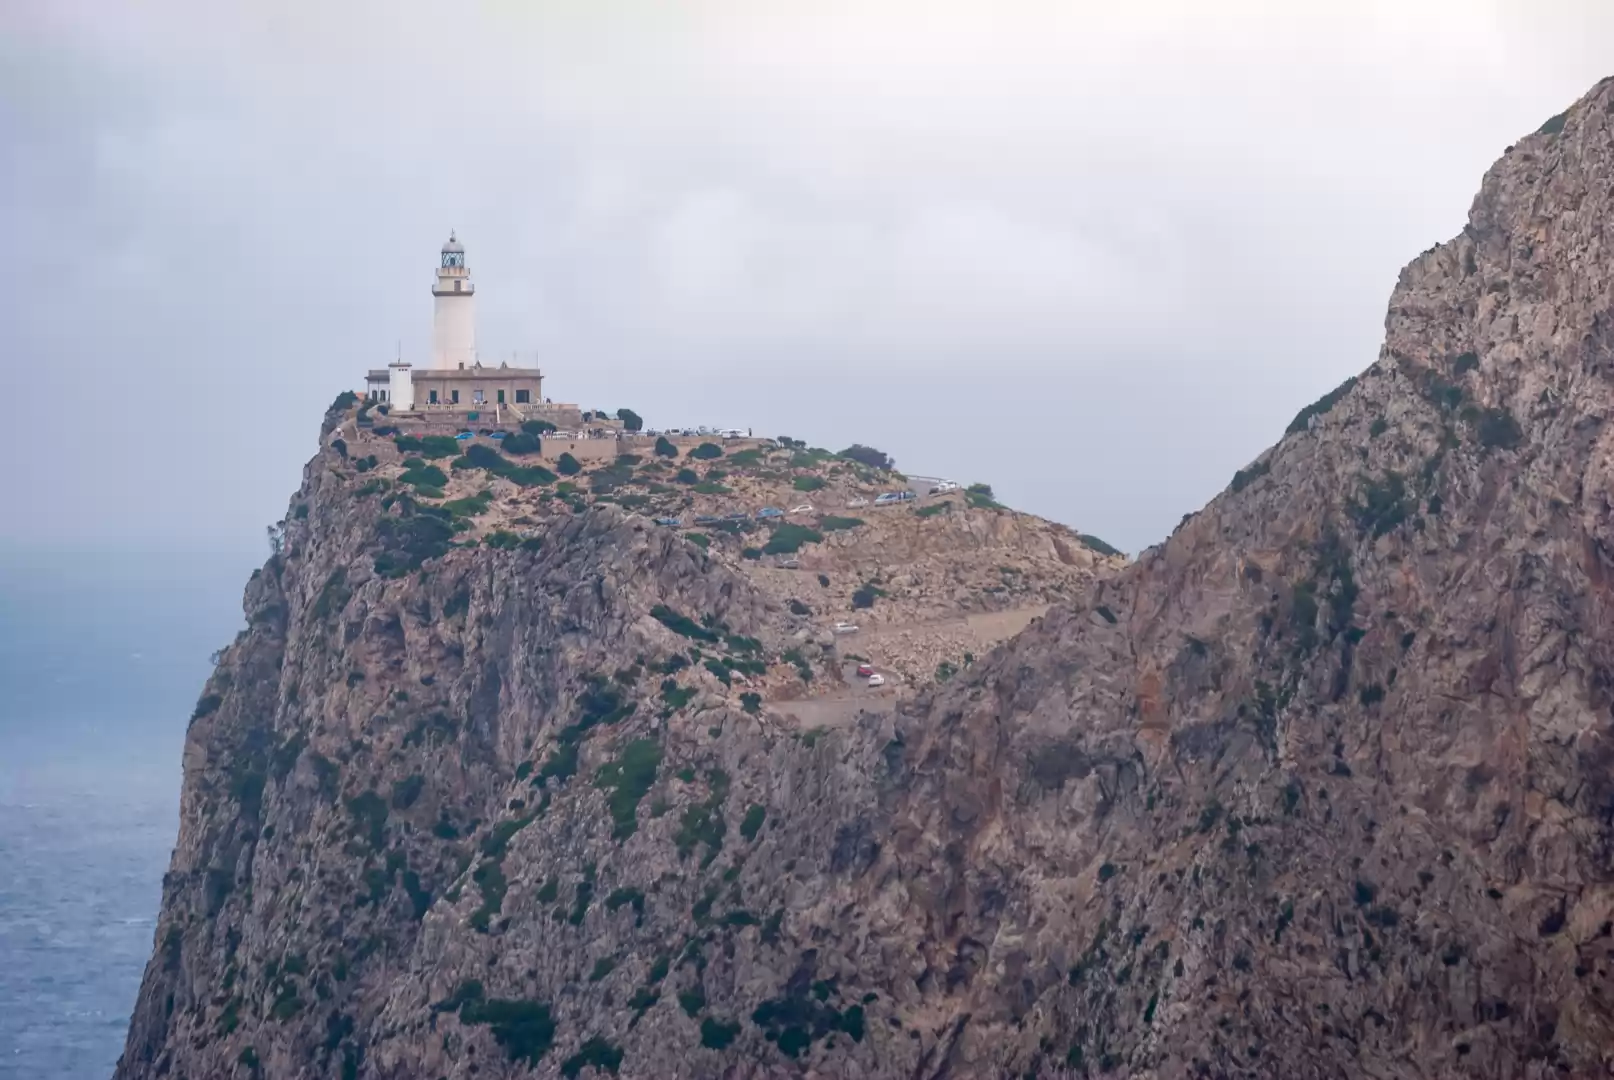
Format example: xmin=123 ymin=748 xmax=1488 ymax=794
xmin=914 ymin=503 xmax=949 ymax=519
xmin=763 ymin=523 xmax=823 ymax=555
xmin=701 ymin=1017 xmax=741 ymax=1050
xmin=394 ymin=434 xmax=461 ymax=459
xmin=651 ymin=605 xmax=721 ymax=643
xmin=792 ymin=475 xmax=826 ymax=492
xmin=373 ymin=503 xmax=456 ymax=577
xmin=838 ymin=444 xmax=892 ymax=470
xmin=689 ymin=442 xmax=725 ymax=460
xmin=1230 ymin=460 xmax=1270 ymax=494
xmin=818 ymin=515 xmax=864 ymax=531
xmin=1285 ymin=375 xmax=1357 ymax=435
xmin=965 ymin=483 xmax=1001 ymax=510
xmin=740 ymin=804 xmax=766 ymax=841
xmin=750 ymin=983 xmax=866 ymax=1058
xmin=560 ymin=1037 xmax=623 ymax=1078
xmin=556 ymin=453 xmax=582 ymax=476
xmin=675 ymin=769 xmax=731 ymax=865
xmin=595 ymin=739 xmax=662 ymax=840
xmin=1079 ymin=534 xmax=1122 ymax=557
xmin=1348 ymin=471 xmax=1413 ymax=538
xmin=457 ymin=443 xmax=557 ymax=486
xmin=448 ymin=985 xmax=556 ymax=1067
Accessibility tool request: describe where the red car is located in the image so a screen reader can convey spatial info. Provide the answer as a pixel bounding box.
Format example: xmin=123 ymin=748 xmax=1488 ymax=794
xmin=855 ymin=664 xmax=875 ymax=677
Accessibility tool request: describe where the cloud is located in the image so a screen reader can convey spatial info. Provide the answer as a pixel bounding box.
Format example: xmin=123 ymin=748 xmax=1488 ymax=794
xmin=1 ymin=0 xmax=1611 ymax=557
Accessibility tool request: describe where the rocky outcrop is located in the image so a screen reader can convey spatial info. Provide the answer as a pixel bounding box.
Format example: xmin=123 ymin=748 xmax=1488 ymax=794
xmin=119 ymin=78 xmax=1614 ymax=1079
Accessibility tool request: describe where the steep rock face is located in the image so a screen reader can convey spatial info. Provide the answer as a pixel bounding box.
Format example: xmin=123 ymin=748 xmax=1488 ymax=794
xmin=120 ymin=79 xmax=1614 ymax=1080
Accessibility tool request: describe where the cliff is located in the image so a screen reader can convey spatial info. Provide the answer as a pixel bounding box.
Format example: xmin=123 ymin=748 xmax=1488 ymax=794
xmin=119 ymin=77 xmax=1614 ymax=1079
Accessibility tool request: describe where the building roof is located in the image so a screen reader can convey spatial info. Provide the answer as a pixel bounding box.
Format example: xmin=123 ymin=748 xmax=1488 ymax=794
xmin=442 ymin=231 xmax=464 ymax=254
xmin=367 ymin=366 xmax=542 ymax=380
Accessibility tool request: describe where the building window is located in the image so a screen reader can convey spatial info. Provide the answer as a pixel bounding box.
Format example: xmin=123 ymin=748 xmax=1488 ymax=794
xmin=515 ymin=389 xmax=530 ymax=404
xmin=429 ymin=390 xmax=439 ymax=404
xmin=473 ymin=389 xmax=484 ymax=405
xmin=496 ymin=389 xmax=505 ymax=404
xmin=451 ymin=390 xmax=460 ymax=404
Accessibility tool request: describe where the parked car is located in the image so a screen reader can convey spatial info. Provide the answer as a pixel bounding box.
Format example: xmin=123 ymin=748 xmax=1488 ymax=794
xmin=489 ymin=431 xmax=507 ymax=439
xmin=855 ymin=663 xmax=875 ymax=677
xmin=654 ymin=517 xmax=682 ymax=527
xmin=455 ymin=431 xmax=475 ymax=440
xmin=832 ymin=622 xmax=859 ymax=635
xmin=725 ymin=512 xmax=748 ymax=521
xmin=846 ymin=498 xmax=869 ymax=508
xmin=874 ymin=491 xmax=913 ymax=506
xmin=757 ymin=507 xmax=785 ymax=519
xmin=867 ymin=673 xmax=886 ymax=687
xmin=694 ymin=515 xmax=721 ymax=525
xmin=928 ymin=480 xmax=958 ymax=494
xmin=777 ymin=558 xmax=800 ymax=569
xmin=789 ymin=504 xmax=814 ymax=514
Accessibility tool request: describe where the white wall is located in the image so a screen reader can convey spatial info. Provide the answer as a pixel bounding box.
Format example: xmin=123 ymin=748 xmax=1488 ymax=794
xmin=432 ymin=292 xmax=476 ymax=369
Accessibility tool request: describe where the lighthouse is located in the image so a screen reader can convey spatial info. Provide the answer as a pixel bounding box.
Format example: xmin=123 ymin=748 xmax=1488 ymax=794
xmin=432 ymin=231 xmax=476 ymax=369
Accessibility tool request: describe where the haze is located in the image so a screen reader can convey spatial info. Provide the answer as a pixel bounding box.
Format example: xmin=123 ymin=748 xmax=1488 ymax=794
xmin=4 ymin=1 xmax=1612 ymax=564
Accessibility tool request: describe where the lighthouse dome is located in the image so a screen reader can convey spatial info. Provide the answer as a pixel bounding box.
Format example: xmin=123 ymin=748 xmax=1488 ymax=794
xmin=442 ymin=231 xmax=464 ymax=254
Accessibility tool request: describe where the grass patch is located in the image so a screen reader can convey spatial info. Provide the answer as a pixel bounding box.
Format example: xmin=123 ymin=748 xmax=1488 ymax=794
xmin=792 ymin=475 xmax=825 ymax=492
xmin=818 ymin=515 xmax=864 ymax=531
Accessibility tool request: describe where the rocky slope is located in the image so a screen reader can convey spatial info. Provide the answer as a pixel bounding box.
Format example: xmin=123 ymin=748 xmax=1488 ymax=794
xmin=119 ymin=78 xmax=1614 ymax=1079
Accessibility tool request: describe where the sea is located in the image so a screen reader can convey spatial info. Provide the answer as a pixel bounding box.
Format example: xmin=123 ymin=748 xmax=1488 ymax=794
xmin=0 ymin=547 xmax=254 ymax=1080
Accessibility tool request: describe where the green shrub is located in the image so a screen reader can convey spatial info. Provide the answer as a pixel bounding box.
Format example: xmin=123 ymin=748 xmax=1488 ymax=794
xmin=395 ymin=433 xmax=461 ymax=459
xmin=501 ymin=432 xmax=541 ymax=455
xmin=692 ymin=481 xmax=730 ymax=495
xmin=1230 ymin=460 xmax=1270 ymax=493
xmin=1285 ymin=375 xmax=1357 ymax=435
xmin=442 ymin=490 xmax=494 ymax=517
xmin=1348 ymin=472 xmax=1412 ymax=538
xmin=1452 ymin=351 xmax=1480 ymax=374
xmin=914 ymin=503 xmax=949 ymax=518
xmin=651 ymin=605 xmax=720 ymax=642
xmin=838 ymin=444 xmax=893 ymax=470
xmin=560 ymin=1037 xmax=623 ymax=1078
xmin=327 ymin=390 xmax=359 ymax=416
xmin=616 ymin=408 xmax=643 ymax=431
xmin=654 ymin=436 xmax=679 ymax=458
xmin=373 ymin=510 xmax=456 ymax=577
xmin=793 ymin=475 xmax=825 ymax=492
xmin=851 ymin=585 xmax=879 ymax=610
xmin=485 ymin=530 xmax=520 ymax=550
xmin=675 ymin=467 xmax=699 ymax=484
xmin=520 ymin=419 xmax=557 ymax=435
xmin=740 ymin=692 xmax=761 ymax=714
xmin=740 ymin=804 xmax=766 ymax=840
xmin=818 ymin=515 xmax=864 ymax=531
xmin=595 ymin=739 xmax=662 ymax=840
xmin=457 ymin=997 xmax=556 ymax=1066
xmin=589 ymin=957 xmax=616 ymax=983
xmin=1079 ymin=533 xmax=1122 ymax=557
xmin=1538 ymin=110 xmax=1568 ymax=135
xmin=685 ymin=532 xmax=710 ymax=550
xmin=399 ymin=463 xmax=449 ymax=489
xmin=689 ymin=442 xmax=724 ymax=460
xmin=700 ymin=1017 xmax=740 ymax=1050
xmin=555 ymin=453 xmax=582 ymax=476
xmin=763 ymin=523 xmax=823 ymax=555
xmin=965 ymin=483 xmax=1001 ymax=509
xmin=1473 ymin=406 xmax=1522 ymax=450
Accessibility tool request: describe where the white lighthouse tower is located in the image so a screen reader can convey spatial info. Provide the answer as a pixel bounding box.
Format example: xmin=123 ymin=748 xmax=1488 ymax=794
xmin=432 ymin=231 xmax=476 ymax=369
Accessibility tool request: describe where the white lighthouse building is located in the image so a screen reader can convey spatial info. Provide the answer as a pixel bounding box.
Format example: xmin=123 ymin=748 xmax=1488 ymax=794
xmin=432 ymin=232 xmax=476 ymax=369
xmin=363 ymin=233 xmax=580 ymax=427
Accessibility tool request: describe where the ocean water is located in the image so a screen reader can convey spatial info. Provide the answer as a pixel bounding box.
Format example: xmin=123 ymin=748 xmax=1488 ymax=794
xmin=0 ymin=548 xmax=253 ymax=1080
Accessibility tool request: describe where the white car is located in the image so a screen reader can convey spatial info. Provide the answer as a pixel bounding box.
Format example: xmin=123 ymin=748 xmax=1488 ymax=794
xmin=832 ymin=622 xmax=859 ymax=635
xmin=846 ymin=498 xmax=869 ymax=508
xmin=929 ymin=480 xmax=959 ymax=495
xmin=867 ymin=673 xmax=886 ymax=687
xmin=789 ymin=504 xmax=814 ymax=514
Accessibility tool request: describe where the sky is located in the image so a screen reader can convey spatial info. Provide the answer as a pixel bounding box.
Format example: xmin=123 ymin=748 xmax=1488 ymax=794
xmin=3 ymin=0 xmax=1613 ymax=566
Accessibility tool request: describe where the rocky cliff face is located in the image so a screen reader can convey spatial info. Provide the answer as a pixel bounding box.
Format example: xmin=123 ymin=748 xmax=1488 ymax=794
xmin=119 ymin=79 xmax=1614 ymax=1079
